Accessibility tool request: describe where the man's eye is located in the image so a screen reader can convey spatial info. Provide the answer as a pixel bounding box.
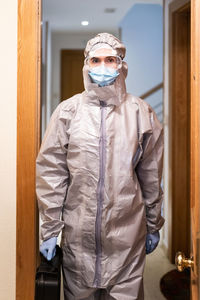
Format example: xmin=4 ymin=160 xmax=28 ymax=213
xmin=91 ymin=57 xmax=99 ymax=64
xmin=106 ymin=57 xmax=116 ymax=63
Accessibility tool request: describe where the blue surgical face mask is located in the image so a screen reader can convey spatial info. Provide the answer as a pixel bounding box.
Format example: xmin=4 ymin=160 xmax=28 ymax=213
xmin=88 ymin=65 xmax=119 ymax=87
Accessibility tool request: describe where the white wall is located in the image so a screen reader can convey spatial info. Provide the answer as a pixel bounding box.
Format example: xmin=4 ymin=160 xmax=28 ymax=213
xmin=163 ymin=0 xmax=172 ymax=256
xmin=41 ymin=21 xmax=52 ymax=137
xmin=0 ymin=1 xmax=17 ymax=299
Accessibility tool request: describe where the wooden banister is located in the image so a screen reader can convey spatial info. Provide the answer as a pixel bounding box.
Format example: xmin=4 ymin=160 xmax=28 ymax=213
xmin=139 ymin=82 xmax=163 ymax=99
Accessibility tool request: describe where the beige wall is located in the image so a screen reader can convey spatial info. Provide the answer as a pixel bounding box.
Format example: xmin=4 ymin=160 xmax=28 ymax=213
xmin=0 ymin=1 xmax=17 ymax=299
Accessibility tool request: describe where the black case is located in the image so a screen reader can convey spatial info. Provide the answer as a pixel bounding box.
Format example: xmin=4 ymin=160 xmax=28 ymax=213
xmin=35 ymin=245 xmax=62 ymax=300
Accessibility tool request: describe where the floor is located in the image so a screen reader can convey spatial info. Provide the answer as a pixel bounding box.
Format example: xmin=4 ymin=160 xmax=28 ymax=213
xmin=60 ymin=245 xmax=175 ymax=300
xmin=144 ymin=245 xmax=175 ymax=299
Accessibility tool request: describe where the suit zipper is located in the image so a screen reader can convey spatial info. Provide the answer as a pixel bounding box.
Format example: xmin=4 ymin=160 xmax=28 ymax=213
xmin=93 ymin=100 xmax=106 ymax=287
xmin=133 ymin=110 xmax=143 ymax=169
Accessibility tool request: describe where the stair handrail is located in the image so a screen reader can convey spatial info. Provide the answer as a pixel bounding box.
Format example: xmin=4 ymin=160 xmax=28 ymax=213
xmin=139 ymin=82 xmax=163 ymax=99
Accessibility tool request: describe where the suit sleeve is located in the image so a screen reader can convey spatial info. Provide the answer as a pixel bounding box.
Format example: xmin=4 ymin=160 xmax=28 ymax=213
xmin=36 ymin=104 xmax=70 ymax=241
xmin=136 ymin=109 xmax=165 ymax=233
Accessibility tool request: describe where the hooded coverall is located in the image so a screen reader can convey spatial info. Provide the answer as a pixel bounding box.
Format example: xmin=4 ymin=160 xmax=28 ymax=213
xmin=36 ymin=33 xmax=164 ymax=300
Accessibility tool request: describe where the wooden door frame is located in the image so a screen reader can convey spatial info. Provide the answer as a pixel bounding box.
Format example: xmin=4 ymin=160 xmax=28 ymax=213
xmin=168 ymin=0 xmax=191 ymax=262
xmin=17 ymin=0 xmax=41 ymax=299
xmin=190 ymin=0 xmax=200 ymax=298
xmin=168 ymin=0 xmax=200 ymax=297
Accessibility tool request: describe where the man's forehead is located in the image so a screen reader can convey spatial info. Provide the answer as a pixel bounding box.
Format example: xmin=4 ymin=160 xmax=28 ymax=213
xmin=93 ymin=48 xmax=113 ymax=56
xmin=89 ymin=47 xmax=117 ymax=58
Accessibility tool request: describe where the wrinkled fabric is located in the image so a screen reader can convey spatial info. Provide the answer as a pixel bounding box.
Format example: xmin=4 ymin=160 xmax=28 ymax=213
xmin=62 ymin=252 xmax=145 ymax=299
xmin=84 ymin=33 xmax=126 ymax=59
xmin=87 ymin=43 xmax=117 ymax=58
xmin=36 ymin=33 xmax=164 ymax=300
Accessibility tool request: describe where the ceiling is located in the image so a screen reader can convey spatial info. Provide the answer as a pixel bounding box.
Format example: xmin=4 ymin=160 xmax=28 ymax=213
xmin=43 ymin=0 xmax=162 ymax=32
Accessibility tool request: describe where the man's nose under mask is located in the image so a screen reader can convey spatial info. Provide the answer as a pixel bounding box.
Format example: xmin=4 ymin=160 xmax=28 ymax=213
xmin=88 ymin=65 xmax=119 ymax=87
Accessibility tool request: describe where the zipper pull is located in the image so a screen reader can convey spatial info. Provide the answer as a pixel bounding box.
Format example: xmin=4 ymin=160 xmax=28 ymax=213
xmin=100 ymin=100 xmax=106 ymax=107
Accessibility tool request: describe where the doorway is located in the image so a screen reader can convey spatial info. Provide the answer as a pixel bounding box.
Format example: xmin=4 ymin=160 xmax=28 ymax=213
xmin=17 ymin=0 xmax=200 ymax=299
xmin=61 ymin=49 xmax=84 ymax=100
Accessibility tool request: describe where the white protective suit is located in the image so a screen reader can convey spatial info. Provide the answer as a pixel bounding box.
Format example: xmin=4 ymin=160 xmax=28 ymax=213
xmin=36 ymin=33 xmax=164 ymax=300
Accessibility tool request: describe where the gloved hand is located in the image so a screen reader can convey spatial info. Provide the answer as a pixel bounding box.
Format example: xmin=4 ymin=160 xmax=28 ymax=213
xmin=145 ymin=231 xmax=160 ymax=254
xmin=40 ymin=236 xmax=57 ymax=261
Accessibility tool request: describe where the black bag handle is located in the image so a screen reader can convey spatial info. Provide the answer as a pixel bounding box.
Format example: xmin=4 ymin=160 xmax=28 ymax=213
xmin=37 ymin=245 xmax=62 ymax=274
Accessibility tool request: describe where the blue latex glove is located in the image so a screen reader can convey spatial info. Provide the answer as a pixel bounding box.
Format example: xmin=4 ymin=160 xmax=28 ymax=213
xmin=145 ymin=231 xmax=160 ymax=254
xmin=40 ymin=237 xmax=57 ymax=261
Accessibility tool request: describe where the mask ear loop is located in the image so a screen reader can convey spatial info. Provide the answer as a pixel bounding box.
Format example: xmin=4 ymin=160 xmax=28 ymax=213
xmin=116 ymin=56 xmax=123 ymax=70
xmin=84 ymin=57 xmax=89 ymax=66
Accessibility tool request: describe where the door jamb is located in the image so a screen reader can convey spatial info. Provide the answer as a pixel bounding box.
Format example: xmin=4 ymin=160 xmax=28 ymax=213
xmin=190 ymin=0 xmax=200 ymax=298
xmin=16 ymin=0 xmax=41 ymax=299
xmin=168 ymin=0 xmax=191 ymax=262
xmin=167 ymin=0 xmax=190 ymax=262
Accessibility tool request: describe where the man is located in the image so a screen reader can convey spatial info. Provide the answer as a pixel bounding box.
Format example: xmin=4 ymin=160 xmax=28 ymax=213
xmin=36 ymin=33 xmax=164 ymax=300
